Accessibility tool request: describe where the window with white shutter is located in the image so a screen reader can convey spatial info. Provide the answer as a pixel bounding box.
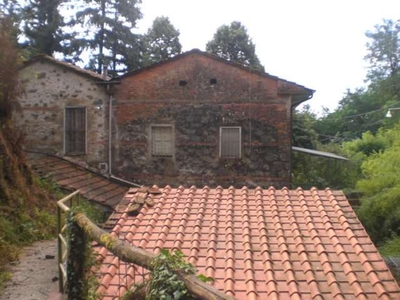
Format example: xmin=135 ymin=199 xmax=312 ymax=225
xmin=151 ymin=125 xmax=174 ymax=157
xmin=220 ymin=127 xmax=241 ymax=158
xmin=64 ymin=107 xmax=86 ymax=155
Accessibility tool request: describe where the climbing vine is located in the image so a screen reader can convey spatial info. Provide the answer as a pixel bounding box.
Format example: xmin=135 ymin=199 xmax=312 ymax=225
xmin=66 ymin=206 xmax=102 ymax=300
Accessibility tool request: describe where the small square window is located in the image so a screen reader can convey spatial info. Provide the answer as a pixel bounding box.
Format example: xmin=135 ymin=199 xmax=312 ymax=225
xmin=220 ymin=127 xmax=241 ymax=159
xmin=151 ymin=125 xmax=174 ymax=157
xmin=64 ymin=107 xmax=86 ymax=155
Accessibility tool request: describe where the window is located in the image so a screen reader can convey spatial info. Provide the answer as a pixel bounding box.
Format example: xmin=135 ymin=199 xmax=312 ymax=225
xmin=220 ymin=127 xmax=241 ymax=158
xmin=64 ymin=107 xmax=86 ymax=155
xmin=151 ymin=125 xmax=174 ymax=157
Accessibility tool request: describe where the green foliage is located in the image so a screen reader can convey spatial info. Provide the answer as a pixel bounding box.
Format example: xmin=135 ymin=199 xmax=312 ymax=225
xmin=379 ymin=236 xmax=400 ymax=256
xmin=343 ymin=130 xmax=388 ymax=156
xmin=141 ymin=16 xmax=182 ymax=67
xmin=147 ymin=249 xmax=196 ymax=300
xmin=292 ymin=104 xmax=318 ymax=149
xmin=0 ymin=0 xmax=22 ymax=42
xmin=355 ymin=125 xmax=400 ymax=242
xmin=66 ymin=208 xmax=102 ymax=300
xmin=21 ymin=0 xmax=69 ymax=57
xmin=70 ymin=0 xmax=142 ymax=75
xmin=0 ymin=23 xmax=57 ymax=291
xmin=122 ymin=249 xmax=213 ymax=300
xmin=365 ymin=19 xmax=400 ymax=85
xmin=292 ymin=142 xmax=359 ymax=190
xmin=206 ymin=21 xmax=264 ymax=71
xmin=315 ymin=19 xmax=400 ymax=142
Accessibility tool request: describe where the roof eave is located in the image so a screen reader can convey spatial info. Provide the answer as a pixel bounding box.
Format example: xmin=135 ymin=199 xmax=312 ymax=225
xmin=290 ymin=91 xmax=315 ymax=107
xmin=21 ymin=54 xmax=110 ymax=82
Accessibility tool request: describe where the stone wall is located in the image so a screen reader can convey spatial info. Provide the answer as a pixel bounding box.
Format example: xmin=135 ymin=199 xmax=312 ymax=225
xmin=114 ymin=53 xmax=292 ymax=188
xmin=16 ymin=59 xmax=110 ymax=168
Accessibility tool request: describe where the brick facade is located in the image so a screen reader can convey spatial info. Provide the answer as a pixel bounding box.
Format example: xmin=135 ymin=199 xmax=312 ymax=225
xmin=114 ymin=51 xmax=313 ymax=188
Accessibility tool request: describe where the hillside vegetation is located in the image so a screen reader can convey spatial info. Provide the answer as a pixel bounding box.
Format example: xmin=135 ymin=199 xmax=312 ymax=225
xmin=0 ymin=19 xmax=56 ymax=291
xmin=292 ymin=19 xmax=400 ymax=254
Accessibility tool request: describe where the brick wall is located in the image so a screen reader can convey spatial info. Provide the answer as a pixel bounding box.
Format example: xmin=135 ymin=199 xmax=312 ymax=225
xmin=114 ymin=53 xmax=292 ymax=188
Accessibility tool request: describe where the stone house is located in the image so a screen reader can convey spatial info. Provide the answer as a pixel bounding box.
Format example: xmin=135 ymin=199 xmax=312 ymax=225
xmin=17 ymin=55 xmax=111 ymax=169
xmin=18 ymin=50 xmax=314 ymax=188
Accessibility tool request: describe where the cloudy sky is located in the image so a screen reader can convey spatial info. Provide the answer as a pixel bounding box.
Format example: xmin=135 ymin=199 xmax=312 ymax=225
xmin=135 ymin=0 xmax=400 ymax=113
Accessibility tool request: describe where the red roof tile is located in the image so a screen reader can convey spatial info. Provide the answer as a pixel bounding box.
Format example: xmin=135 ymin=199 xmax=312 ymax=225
xmin=94 ymin=186 xmax=400 ymax=299
xmin=28 ymin=153 xmax=130 ymax=209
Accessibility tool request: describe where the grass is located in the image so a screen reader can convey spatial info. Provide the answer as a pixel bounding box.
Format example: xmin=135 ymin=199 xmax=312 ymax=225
xmin=0 ymin=175 xmax=59 ymax=293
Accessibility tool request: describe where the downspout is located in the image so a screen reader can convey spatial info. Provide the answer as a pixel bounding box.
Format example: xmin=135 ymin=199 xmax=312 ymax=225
xmin=106 ymin=81 xmax=140 ymax=187
xmin=103 ymin=66 xmax=113 ymax=177
xmin=108 ymin=91 xmax=113 ymax=176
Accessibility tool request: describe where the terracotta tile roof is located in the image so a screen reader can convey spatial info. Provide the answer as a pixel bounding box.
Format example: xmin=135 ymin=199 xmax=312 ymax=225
xmin=28 ymin=153 xmax=129 ymax=208
xmin=94 ymin=186 xmax=400 ymax=299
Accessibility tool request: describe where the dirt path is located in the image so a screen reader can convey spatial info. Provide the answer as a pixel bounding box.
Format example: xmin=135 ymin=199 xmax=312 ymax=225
xmin=0 ymin=239 xmax=62 ymax=300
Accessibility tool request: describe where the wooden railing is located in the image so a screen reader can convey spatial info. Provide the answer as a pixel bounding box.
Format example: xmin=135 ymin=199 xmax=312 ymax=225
xmin=57 ymin=191 xmax=235 ymax=300
xmin=56 ymin=190 xmax=80 ymax=294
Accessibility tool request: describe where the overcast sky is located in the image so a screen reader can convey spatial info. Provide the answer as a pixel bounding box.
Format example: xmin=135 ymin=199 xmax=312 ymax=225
xmin=134 ymin=0 xmax=400 ymax=113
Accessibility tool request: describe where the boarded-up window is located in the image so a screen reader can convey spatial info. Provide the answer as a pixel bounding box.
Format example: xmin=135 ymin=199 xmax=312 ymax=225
xmin=151 ymin=125 xmax=173 ymax=157
xmin=220 ymin=127 xmax=241 ymax=158
xmin=65 ymin=107 xmax=86 ymax=155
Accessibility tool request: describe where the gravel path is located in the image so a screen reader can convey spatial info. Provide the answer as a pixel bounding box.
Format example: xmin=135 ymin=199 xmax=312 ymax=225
xmin=0 ymin=239 xmax=62 ymax=300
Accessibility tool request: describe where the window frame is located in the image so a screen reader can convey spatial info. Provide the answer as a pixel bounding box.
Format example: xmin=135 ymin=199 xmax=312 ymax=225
xmin=64 ymin=106 xmax=87 ymax=155
xmin=150 ymin=124 xmax=175 ymax=158
xmin=219 ymin=126 xmax=242 ymax=159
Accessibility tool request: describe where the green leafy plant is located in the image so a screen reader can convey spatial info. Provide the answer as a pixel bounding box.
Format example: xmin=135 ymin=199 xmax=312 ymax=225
xmin=147 ymin=249 xmax=196 ymax=300
xmin=122 ymin=249 xmax=213 ymax=300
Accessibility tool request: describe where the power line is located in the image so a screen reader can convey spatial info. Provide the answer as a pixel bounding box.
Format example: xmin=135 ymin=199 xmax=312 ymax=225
xmin=293 ymin=100 xmax=400 ymax=124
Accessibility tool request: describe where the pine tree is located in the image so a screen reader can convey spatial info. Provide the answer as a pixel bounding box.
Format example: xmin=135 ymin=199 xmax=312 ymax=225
xmin=22 ymin=0 xmax=68 ymax=57
xmin=142 ymin=16 xmax=182 ymax=67
xmin=72 ymin=0 xmax=142 ymax=75
xmin=206 ymin=21 xmax=264 ymax=71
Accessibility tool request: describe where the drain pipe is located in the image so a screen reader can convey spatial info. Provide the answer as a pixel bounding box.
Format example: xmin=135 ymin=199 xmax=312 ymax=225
xmin=106 ymin=83 xmax=140 ymax=187
xmin=108 ymin=92 xmax=113 ymax=176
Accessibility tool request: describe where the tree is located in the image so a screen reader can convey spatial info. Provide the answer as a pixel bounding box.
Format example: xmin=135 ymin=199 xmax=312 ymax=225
xmin=21 ymin=0 xmax=68 ymax=57
xmin=0 ymin=0 xmax=22 ymax=40
xmin=72 ymin=0 xmax=142 ymax=75
xmin=354 ymin=125 xmax=400 ymax=243
xmin=292 ymin=104 xmax=318 ymax=149
xmin=365 ymin=19 xmax=400 ymax=85
xmin=313 ymin=19 xmax=400 ymax=143
xmin=141 ymin=16 xmax=182 ymax=67
xmin=206 ymin=21 xmax=264 ymax=71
